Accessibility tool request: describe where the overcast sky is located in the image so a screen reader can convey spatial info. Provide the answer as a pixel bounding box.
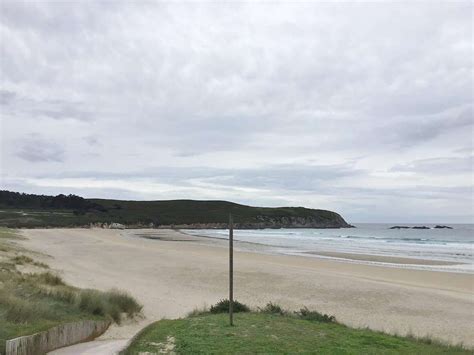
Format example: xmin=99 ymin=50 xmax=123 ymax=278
xmin=0 ymin=1 xmax=472 ymax=223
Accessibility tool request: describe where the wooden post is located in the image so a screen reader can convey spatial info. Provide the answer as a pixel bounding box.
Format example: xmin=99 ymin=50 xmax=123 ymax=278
xmin=229 ymin=214 xmax=234 ymax=326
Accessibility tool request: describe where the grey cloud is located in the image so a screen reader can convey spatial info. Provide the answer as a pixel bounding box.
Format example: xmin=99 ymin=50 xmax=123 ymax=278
xmin=1 ymin=90 xmax=93 ymax=121
xmin=0 ymin=89 xmax=16 ymax=105
xmin=16 ymin=136 xmax=65 ymax=163
xmin=375 ymin=105 xmax=473 ymax=149
xmin=391 ymin=156 xmax=473 ymax=174
xmin=1 ymin=2 xmax=472 ymax=222
xmin=84 ymin=136 xmax=100 ymax=146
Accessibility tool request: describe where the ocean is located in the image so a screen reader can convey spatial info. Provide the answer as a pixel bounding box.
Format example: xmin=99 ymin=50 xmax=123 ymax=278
xmin=183 ymin=223 xmax=474 ymax=273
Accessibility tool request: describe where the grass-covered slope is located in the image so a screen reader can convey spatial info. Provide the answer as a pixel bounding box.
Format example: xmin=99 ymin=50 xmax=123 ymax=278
xmin=0 ymin=228 xmax=142 ymax=351
xmin=125 ymin=312 xmax=469 ymax=355
xmin=0 ymin=190 xmax=351 ymax=229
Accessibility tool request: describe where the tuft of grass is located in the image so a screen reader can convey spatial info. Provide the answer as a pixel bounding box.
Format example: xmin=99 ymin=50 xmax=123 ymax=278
xmin=77 ymin=289 xmax=120 ymax=321
xmin=76 ymin=289 xmax=142 ymax=324
xmin=105 ymin=289 xmax=143 ymax=316
xmin=209 ymin=299 xmax=250 ymax=314
xmin=35 ymin=272 xmax=66 ymax=286
xmin=258 ymin=302 xmax=287 ymax=315
xmin=186 ymin=305 xmax=209 ymax=318
xmin=0 ymin=292 xmax=56 ymax=323
xmin=11 ymin=255 xmax=34 ymax=265
xmin=295 ymin=306 xmax=336 ymax=323
xmin=11 ymin=255 xmax=49 ymax=268
xmin=43 ymin=286 xmax=78 ymax=304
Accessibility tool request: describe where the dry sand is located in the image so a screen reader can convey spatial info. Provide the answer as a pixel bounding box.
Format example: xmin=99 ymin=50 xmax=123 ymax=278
xmin=18 ymin=228 xmax=474 ymax=352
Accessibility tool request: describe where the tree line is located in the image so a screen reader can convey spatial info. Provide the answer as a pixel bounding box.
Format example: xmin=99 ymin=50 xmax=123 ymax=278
xmin=0 ymin=190 xmax=106 ymax=212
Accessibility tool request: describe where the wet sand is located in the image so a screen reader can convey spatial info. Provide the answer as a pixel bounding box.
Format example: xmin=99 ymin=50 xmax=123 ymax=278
xmin=306 ymin=251 xmax=460 ymax=265
xmin=19 ymin=228 xmax=474 ymax=350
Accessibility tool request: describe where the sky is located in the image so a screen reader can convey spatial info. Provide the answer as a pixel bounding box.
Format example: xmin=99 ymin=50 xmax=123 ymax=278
xmin=0 ymin=1 xmax=472 ymax=223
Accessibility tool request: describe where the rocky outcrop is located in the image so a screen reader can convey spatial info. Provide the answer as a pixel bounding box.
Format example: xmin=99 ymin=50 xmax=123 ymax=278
xmin=158 ymin=214 xmax=353 ymax=229
xmin=434 ymin=225 xmax=453 ymax=229
xmin=389 ymin=226 xmax=433 ymax=230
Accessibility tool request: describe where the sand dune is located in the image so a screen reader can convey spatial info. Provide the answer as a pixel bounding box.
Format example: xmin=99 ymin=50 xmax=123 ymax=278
xmin=19 ymin=228 xmax=474 ymax=351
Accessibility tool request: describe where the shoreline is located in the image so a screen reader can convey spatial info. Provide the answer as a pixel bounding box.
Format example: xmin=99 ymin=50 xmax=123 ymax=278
xmin=178 ymin=229 xmax=473 ymax=274
xmin=17 ymin=228 xmax=474 ymax=349
xmin=303 ymin=251 xmax=460 ymax=266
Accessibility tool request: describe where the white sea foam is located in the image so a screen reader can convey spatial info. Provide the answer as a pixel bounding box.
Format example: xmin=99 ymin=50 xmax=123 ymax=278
xmin=183 ymin=223 xmax=474 ymax=273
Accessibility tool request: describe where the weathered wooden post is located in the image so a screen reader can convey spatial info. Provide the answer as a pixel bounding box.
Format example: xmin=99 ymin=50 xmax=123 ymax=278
xmin=229 ymin=213 xmax=234 ymax=326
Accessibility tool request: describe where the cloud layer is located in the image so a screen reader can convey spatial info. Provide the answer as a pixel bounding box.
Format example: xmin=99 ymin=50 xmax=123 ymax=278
xmin=1 ymin=1 xmax=472 ymax=223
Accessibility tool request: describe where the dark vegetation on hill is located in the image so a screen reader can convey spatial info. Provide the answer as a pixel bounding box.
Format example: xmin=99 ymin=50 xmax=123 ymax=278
xmin=0 ymin=190 xmax=352 ymax=229
xmin=0 ymin=191 xmax=106 ymax=212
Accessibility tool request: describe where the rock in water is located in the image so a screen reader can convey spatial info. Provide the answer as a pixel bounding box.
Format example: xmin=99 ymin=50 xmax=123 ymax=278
xmin=434 ymin=225 xmax=453 ymax=229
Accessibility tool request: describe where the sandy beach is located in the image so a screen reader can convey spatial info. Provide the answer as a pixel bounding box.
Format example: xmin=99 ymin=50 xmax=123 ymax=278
xmin=18 ymin=228 xmax=474 ymax=351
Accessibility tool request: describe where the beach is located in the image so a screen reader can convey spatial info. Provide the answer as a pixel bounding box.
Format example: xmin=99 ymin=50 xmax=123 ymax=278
xmin=18 ymin=228 xmax=474 ymax=352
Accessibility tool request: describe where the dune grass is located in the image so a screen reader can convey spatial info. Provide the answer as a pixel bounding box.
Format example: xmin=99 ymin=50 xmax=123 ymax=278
xmin=11 ymin=255 xmax=49 ymax=268
xmin=125 ymin=302 xmax=469 ymax=355
xmin=0 ymin=228 xmax=142 ymax=352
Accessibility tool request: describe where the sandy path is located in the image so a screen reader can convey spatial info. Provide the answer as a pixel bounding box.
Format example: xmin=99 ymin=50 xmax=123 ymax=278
xmin=19 ymin=228 xmax=474 ymax=353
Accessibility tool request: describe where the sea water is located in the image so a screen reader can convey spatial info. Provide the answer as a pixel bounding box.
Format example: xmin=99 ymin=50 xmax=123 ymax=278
xmin=183 ymin=223 xmax=474 ymax=273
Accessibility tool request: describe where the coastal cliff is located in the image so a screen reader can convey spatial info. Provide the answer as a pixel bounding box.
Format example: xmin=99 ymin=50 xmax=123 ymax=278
xmin=158 ymin=214 xmax=352 ymax=229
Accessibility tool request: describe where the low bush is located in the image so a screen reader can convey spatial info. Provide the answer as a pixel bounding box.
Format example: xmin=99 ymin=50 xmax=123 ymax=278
xmin=77 ymin=289 xmax=121 ymax=322
xmin=11 ymin=255 xmax=34 ymax=264
xmin=105 ymin=289 xmax=143 ymax=316
xmin=295 ymin=306 xmax=335 ymax=323
xmin=76 ymin=288 xmax=142 ymax=323
xmin=11 ymin=255 xmax=49 ymax=268
xmin=210 ymin=299 xmax=250 ymax=314
xmin=35 ymin=272 xmax=65 ymax=286
xmin=258 ymin=302 xmax=287 ymax=315
xmin=46 ymin=286 xmax=78 ymax=304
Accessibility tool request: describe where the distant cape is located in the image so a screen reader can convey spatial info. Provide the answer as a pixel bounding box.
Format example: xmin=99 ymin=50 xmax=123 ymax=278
xmin=0 ymin=190 xmax=353 ymax=229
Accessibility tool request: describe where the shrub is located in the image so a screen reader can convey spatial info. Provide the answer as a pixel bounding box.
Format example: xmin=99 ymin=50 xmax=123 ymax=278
xmin=77 ymin=290 xmax=109 ymax=316
xmin=45 ymin=286 xmax=78 ymax=304
xmin=36 ymin=272 xmax=65 ymax=286
xmin=76 ymin=288 xmax=142 ymax=324
xmin=295 ymin=307 xmax=335 ymax=323
xmin=12 ymin=255 xmax=49 ymax=268
xmin=259 ymin=302 xmax=287 ymax=315
xmin=105 ymin=289 xmax=143 ymax=316
xmin=12 ymin=255 xmax=34 ymax=265
xmin=210 ymin=299 xmax=250 ymax=314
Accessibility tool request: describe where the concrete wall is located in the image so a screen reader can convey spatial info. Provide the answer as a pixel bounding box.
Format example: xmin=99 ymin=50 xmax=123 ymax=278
xmin=5 ymin=320 xmax=110 ymax=355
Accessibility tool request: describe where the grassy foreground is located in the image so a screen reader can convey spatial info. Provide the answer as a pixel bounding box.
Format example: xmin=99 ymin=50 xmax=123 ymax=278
xmin=125 ymin=310 xmax=469 ymax=355
xmin=0 ymin=228 xmax=142 ymax=351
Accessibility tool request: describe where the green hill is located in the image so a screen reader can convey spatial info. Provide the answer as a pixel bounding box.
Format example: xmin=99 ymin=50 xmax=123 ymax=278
xmin=0 ymin=190 xmax=352 ymax=229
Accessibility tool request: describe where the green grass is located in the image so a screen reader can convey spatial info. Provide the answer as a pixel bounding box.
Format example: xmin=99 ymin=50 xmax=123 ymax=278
xmin=125 ymin=312 xmax=469 ymax=355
